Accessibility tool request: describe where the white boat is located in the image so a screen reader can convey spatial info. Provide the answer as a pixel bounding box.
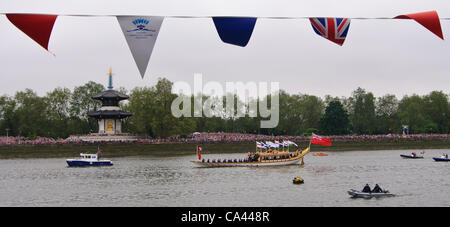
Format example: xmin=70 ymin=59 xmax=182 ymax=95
xmin=347 ymin=189 xmax=395 ymax=198
xmin=66 ymin=153 xmax=113 ymax=167
xmin=191 ymin=146 xmax=310 ymax=167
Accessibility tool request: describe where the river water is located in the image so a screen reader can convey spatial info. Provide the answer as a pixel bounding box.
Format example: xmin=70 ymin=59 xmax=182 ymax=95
xmin=0 ymin=149 xmax=448 ymax=207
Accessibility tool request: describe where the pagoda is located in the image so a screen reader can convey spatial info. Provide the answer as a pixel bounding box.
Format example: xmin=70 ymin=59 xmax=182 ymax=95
xmin=87 ymin=69 xmax=132 ymax=134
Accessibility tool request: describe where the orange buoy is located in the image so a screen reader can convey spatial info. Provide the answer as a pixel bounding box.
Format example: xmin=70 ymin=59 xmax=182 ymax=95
xmin=313 ymin=152 xmax=328 ymax=156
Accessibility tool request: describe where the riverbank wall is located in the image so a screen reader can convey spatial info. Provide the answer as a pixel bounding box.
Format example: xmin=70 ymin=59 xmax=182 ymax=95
xmin=0 ymin=138 xmax=448 ymax=159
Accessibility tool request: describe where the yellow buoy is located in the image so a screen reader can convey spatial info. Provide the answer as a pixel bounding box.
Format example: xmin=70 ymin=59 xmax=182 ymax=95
xmin=293 ymin=177 xmax=304 ymax=184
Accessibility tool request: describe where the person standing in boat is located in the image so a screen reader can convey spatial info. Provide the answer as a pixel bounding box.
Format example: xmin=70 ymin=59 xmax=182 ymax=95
xmin=97 ymin=147 xmax=102 ymax=160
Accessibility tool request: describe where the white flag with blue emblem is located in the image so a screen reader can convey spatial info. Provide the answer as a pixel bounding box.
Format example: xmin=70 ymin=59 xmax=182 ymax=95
xmin=117 ymin=16 xmax=164 ymax=78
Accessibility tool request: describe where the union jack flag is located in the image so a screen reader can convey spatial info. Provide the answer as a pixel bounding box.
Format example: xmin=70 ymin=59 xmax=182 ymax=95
xmin=309 ymin=17 xmax=351 ymax=46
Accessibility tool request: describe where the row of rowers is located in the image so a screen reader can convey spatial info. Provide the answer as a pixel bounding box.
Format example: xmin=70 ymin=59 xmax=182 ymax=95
xmin=250 ymin=151 xmax=298 ymax=161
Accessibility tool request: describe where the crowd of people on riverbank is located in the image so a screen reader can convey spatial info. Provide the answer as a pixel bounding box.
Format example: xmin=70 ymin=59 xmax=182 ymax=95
xmin=0 ymin=132 xmax=448 ymax=146
xmin=187 ymin=132 xmax=449 ymax=143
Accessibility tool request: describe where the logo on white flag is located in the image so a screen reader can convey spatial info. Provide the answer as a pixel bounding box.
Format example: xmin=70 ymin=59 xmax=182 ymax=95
xmin=127 ymin=19 xmax=156 ymax=33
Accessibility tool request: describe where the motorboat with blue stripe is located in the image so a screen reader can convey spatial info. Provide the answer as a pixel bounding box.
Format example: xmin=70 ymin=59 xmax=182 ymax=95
xmin=400 ymin=154 xmax=424 ymax=159
xmin=66 ymin=153 xmax=113 ymax=167
xmin=433 ymin=153 xmax=449 ymax=162
xmin=400 ymin=151 xmax=424 ymax=159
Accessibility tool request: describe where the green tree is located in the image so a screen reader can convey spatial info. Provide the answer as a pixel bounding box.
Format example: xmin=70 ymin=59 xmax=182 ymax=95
xmin=422 ymin=91 xmax=449 ymax=133
xmin=13 ymin=89 xmax=49 ymax=138
xmin=70 ymin=81 xmax=105 ymax=119
xmin=349 ymin=87 xmax=376 ymax=134
xmin=125 ymin=78 xmax=197 ymax=138
xmin=298 ymin=94 xmax=324 ymax=131
xmin=125 ymin=86 xmax=157 ymax=136
xmin=318 ymin=100 xmax=350 ymax=135
xmin=44 ymin=87 xmax=72 ymax=138
xmin=275 ymin=91 xmax=303 ymax=135
xmin=69 ymin=81 xmax=105 ymax=134
xmin=0 ymin=95 xmax=17 ymax=136
xmin=398 ymin=94 xmax=427 ymax=134
xmin=375 ymin=94 xmax=400 ymax=134
xmin=151 ymin=78 xmax=178 ymax=138
xmin=424 ymin=122 xmax=439 ymax=134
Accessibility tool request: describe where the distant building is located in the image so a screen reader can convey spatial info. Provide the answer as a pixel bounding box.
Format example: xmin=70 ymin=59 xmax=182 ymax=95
xmin=87 ymin=69 xmax=131 ymax=134
xmin=66 ymin=69 xmax=140 ymax=142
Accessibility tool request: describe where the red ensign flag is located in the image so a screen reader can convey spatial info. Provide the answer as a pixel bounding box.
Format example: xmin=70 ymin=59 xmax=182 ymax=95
xmin=311 ymin=133 xmax=332 ymax=146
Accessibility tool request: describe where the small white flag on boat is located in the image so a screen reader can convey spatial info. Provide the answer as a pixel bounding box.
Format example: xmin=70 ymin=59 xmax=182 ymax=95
xmin=257 ymin=141 xmax=269 ymax=149
xmin=265 ymin=141 xmax=279 ymax=148
xmin=287 ymin=141 xmax=298 ymax=147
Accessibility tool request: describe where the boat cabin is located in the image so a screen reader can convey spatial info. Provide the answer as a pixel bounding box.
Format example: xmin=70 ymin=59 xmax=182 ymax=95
xmin=79 ymin=153 xmax=98 ymax=160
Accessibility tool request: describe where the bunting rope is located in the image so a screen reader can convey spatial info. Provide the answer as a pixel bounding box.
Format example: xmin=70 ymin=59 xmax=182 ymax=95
xmin=1 ymin=10 xmax=446 ymax=78
xmin=1 ymin=12 xmax=450 ymax=20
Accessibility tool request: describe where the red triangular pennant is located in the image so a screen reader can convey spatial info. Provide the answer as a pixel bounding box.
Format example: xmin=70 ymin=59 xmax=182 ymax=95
xmin=6 ymin=14 xmax=58 ymax=51
xmin=394 ymin=10 xmax=444 ymax=40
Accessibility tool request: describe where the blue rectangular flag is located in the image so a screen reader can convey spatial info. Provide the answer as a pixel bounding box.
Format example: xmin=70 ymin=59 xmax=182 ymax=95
xmin=212 ymin=17 xmax=257 ymax=47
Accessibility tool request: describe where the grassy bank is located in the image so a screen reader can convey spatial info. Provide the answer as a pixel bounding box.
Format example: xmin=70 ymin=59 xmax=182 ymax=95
xmin=0 ymin=139 xmax=448 ymax=159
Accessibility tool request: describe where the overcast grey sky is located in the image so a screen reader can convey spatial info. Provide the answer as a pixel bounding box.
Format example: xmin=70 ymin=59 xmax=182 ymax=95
xmin=0 ymin=0 xmax=449 ymax=99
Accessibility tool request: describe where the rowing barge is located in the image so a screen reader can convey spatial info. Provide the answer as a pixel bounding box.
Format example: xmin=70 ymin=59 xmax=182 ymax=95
xmin=191 ymin=146 xmax=310 ymax=167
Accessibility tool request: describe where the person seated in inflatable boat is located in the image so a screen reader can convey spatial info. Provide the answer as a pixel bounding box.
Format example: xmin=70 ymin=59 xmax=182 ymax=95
xmin=362 ymin=184 xmax=371 ymax=193
xmin=371 ymin=184 xmax=383 ymax=193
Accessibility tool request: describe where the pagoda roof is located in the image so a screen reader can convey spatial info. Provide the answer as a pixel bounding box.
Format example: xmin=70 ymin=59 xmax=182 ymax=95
xmin=87 ymin=110 xmax=132 ymax=119
xmin=92 ymin=89 xmax=129 ymax=100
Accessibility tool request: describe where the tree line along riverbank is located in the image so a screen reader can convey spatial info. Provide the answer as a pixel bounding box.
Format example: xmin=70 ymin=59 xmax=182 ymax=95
xmin=0 ymin=139 xmax=448 ymax=159
xmin=1 ymin=78 xmax=449 ymax=140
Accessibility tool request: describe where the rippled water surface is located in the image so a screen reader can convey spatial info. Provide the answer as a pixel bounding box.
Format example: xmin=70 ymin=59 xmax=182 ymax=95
xmin=0 ymin=149 xmax=449 ymax=206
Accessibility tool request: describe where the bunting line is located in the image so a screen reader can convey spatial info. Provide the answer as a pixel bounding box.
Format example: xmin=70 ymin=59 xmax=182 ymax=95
xmin=2 ymin=12 xmax=450 ymax=20
xmin=1 ymin=11 xmax=447 ymax=78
